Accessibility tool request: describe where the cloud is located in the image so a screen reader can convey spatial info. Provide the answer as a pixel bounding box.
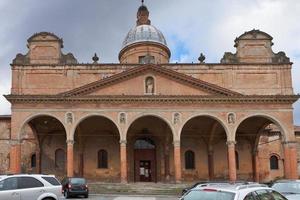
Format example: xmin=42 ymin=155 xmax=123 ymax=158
xmin=0 ymin=0 xmax=299 ymax=124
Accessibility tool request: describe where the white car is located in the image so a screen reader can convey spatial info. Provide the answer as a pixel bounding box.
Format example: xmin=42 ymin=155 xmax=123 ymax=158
xmin=180 ymin=182 xmax=288 ymax=200
xmin=0 ymin=174 xmax=62 ymax=200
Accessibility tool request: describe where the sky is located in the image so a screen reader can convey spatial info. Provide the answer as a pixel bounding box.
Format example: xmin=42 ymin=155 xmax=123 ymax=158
xmin=0 ymin=0 xmax=299 ymax=124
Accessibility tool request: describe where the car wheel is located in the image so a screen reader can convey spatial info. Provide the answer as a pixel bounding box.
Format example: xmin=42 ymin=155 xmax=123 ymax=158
xmin=84 ymin=193 xmax=89 ymax=198
xmin=64 ymin=190 xmax=70 ymax=199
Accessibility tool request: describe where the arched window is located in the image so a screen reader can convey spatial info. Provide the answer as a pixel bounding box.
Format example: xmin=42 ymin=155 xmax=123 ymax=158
xmin=235 ymin=151 xmax=239 ymax=170
xmin=270 ymin=155 xmax=279 ymax=170
xmin=98 ymin=150 xmax=108 ymax=169
xmin=185 ymin=150 xmax=195 ymax=169
xmin=31 ymin=154 xmax=36 ymax=168
xmin=55 ymin=149 xmax=65 ymax=169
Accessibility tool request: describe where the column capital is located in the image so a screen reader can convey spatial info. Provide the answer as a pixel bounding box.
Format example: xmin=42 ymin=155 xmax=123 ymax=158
xmin=173 ymin=140 xmax=180 ymax=147
xmin=66 ymin=139 xmax=74 ymax=145
xmin=120 ymin=140 xmax=127 ymax=146
xmin=282 ymin=141 xmax=297 ymax=148
xmin=226 ymin=140 xmax=236 ymax=146
xmin=10 ymin=139 xmax=21 ymax=146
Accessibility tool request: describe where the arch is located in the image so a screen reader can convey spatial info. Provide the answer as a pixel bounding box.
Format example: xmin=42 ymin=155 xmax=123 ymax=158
xmin=72 ymin=113 xmax=121 ymax=141
xmin=20 ymin=113 xmax=67 ymax=140
xmin=233 ymin=113 xmax=287 ymax=142
xmin=270 ymin=154 xmax=280 ymax=170
xmin=185 ymin=150 xmax=195 ymax=170
xmin=125 ymin=113 xmax=174 ymax=140
xmin=179 ymin=114 xmax=229 ymax=140
xmin=98 ymin=149 xmax=108 ymax=169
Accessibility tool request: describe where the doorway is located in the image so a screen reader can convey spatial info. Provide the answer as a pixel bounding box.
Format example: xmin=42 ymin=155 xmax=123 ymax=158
xmin=134 ymin=138 xmax=156 ymax=182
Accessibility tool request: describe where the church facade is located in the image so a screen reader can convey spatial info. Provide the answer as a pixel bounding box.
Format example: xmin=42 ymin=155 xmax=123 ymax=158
xmin=1 ymin=4 xmax=299 ymax=183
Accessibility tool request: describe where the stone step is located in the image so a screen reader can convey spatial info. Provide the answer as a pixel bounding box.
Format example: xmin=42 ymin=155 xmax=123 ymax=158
xmin=88 ymin=182 xmax=189 ymax=195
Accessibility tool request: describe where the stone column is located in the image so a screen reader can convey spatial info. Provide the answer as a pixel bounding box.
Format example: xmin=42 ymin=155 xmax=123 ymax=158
xmin=283 ymin=142 xmax=291 ymax=179
xmin=227 ymin=141 xmax=237 ymax=182
xmin=9 ymin=140 xmax=21 ymax=173
xmin=252 ymin=150 xmax=259 ymax=182
xmin=173 ymin=140 xmax=182 ymax=183
xmin=208 ymin=149 xmax=214 ymax=180
xmin=67 ymin=140 xmax=74 ymax=177
xmin=120 ymin=140 xmax=128 ymax=183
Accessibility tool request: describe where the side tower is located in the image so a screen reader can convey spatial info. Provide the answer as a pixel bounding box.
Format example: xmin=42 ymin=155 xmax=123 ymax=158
xmin=119 ymin=3 xmax=171 ymax=64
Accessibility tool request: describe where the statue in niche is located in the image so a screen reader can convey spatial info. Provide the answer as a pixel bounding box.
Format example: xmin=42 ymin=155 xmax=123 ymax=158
xmin=173 ymin=113 xmax=180 ymax=124
xmin=119 ymin=113 xmax=126 ymax=124
xmin=145 ymin=77 xmax=154 ymax=94
xmin=66 ymin=112 xmax=73 ymax=124
xmin=228 ymin=113 xmax=235 ymax=124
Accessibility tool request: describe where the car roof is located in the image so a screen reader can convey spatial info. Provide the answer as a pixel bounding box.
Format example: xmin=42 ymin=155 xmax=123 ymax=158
xmin=273 ymin=179 xmax=300 ymax=183
xmin=192 ymin=183 xmax=269 ymax=193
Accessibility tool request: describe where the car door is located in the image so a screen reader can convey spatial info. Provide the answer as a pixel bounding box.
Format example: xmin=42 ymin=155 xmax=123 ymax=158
xmin=0 ymin=177 xmax=20 ymax=200
xmin=17 ymin=177 xmax=45 ymax=200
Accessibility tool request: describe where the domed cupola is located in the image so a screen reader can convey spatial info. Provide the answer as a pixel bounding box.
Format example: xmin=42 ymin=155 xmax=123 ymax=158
xmin=119 ymin=2 xmax=171 ymax=64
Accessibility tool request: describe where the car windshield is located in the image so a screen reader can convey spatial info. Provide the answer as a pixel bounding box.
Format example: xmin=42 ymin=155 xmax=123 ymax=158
xmin=70 ymin=178 xmax=86 ymax=185
xmin=183 ymin=190 xmax=235 ymax=200
xmin=272 ymin=182 xmax=300 ymax=194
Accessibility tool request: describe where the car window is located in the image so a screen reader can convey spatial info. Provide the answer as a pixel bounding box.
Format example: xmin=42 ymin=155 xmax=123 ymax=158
xmin=42 ymin=177 xmax=61 ymax=186
xmin=255 ymin=190 xmax=273 ymax=200
xmin=0 ymin=177 xmax=18 ymax=191
xmin=18 ymin=177 xmax=44 ymax=189
xmin=183 ymin=190 xmax=235 ymax=200
xmin=244 ymin=193 xmax=256 ymax=200
xmin=269 ymin=190 xmax=287 ymax=200
xmin=70 ymin=178 xmax=86 ymax=184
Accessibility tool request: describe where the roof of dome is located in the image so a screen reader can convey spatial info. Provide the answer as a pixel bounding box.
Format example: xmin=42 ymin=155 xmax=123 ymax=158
xmin=122 ymin=24 xmax=168 ymax=49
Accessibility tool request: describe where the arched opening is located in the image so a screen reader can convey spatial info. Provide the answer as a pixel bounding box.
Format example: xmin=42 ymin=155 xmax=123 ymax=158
xmin=180 ymin=116 xmax=227 ymax=181
xmin=235 ymin=116 xmax=284 ymax=182
xmin=127 ymin=116 xmax=173 ymax=182
xmin=74 ymin=116 xmax=120 ymax=181
xmin=21 ymin=115 xmax=66 ymax=178
xmin=270 ymin=155 xmax=279 ymax=170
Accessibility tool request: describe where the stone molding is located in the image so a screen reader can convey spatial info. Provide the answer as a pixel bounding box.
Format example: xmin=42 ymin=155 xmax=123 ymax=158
xmin=5 ymin=94 xmax=299 ymax=104
xmin=173 ymin=140 xmax=180 ymax=147
xmin=226 ymin=140 xmax=237 ymax=146
xmin=66 ymin=140 xmax=75 ymax=145
xmin=119 ymin=140 xmax=127 ymax=146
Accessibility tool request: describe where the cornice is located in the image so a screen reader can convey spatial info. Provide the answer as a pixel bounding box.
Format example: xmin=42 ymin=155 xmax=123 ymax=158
xmin=4 ymin=94 xmax=299 ymax=104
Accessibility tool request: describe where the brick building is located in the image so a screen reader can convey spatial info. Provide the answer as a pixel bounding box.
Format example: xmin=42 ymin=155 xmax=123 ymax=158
xmin=0 ymin=3 xmax=299 ymax=183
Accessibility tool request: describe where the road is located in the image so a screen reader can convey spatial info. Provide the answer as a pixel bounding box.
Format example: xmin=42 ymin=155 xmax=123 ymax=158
xmin=60 ymin=194 xmax=178 ymax=200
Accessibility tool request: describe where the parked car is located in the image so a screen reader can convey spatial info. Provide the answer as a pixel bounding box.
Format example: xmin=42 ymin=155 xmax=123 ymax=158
xmin=181 ymin=181 xmax=256 ymax=196
xmin=61 ymin=177 xmax=88 ymax=198
xmin=271 ymin=180 xmax=300 ymax=200
xmin=0 ymin=174 xmax=62 ymax=200
xmin=180 ymin=182 xmax=287 ymax=200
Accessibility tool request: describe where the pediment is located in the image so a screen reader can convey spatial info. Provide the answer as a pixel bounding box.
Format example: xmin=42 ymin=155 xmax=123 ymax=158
xmin=60 ymin=65 xmax=241 ymax=97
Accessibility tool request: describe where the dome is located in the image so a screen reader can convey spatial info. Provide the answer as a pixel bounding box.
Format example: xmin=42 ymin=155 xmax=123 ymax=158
xmin=122 ymin=24 xmax=168 ymax=49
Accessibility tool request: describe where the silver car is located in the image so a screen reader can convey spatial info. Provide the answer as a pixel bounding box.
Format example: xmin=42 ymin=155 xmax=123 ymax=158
xmin=0 ymin=174 xmax=62 ymax=200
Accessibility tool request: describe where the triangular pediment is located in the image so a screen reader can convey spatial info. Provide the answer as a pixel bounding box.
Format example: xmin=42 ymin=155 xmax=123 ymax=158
xmin=59 ymin=65 xmax=241 ymax=97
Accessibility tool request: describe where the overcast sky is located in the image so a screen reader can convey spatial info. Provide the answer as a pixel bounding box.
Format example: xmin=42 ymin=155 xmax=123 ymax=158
xmin=0 ymin=0 xmax=299 ymax=124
